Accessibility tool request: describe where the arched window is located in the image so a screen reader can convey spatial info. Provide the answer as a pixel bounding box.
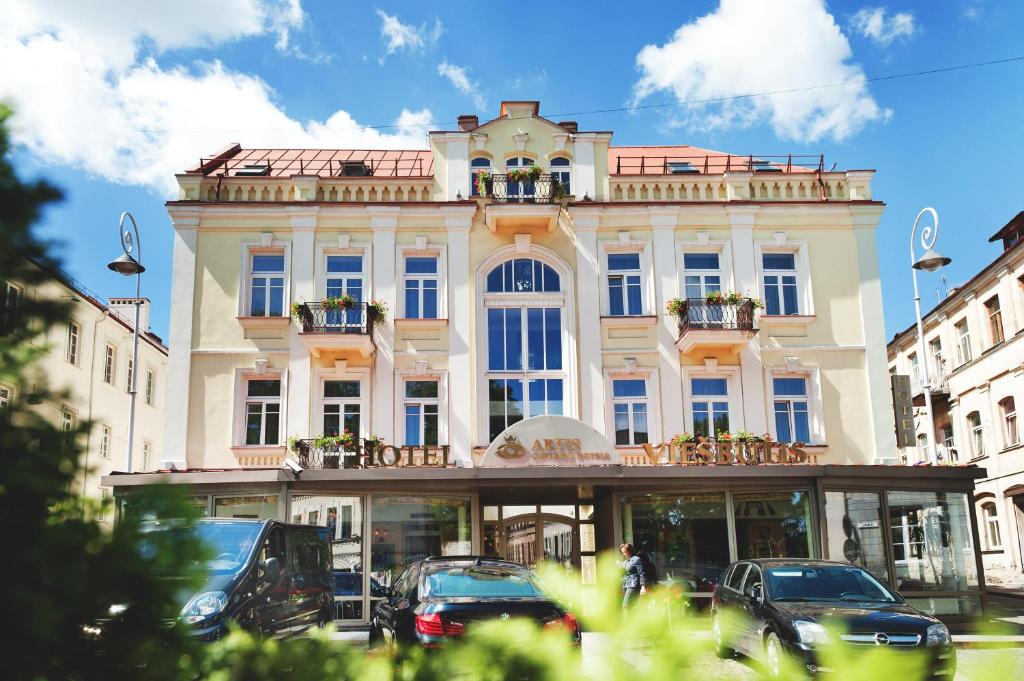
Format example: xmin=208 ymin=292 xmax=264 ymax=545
xmin=483 ymin=256 xmax=564 ymax=441
xmin=982 ymin=502 xmax=1002 ymax=549
xmin=505 ymin=157 xmax=535 ymax=201
xmin=1000 ymin=397 xmax=1018 ymax=447
xmin=967 ymin=411 xmax=984 ymax=458
xmin=550 ymin=156 xmax=571 ymax=195
xmin=470 ymin=157 xmax=491 ymax=197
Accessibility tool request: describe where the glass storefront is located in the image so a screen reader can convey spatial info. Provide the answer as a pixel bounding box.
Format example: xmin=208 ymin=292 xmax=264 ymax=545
xmin=888 ymin=491 xmax=979 ymax=593
xmin=733 ymin=491 xmax=813 ymax=559
xmin=824 ymin=491 xmax=889 ymax=584
xmin=213 ymin=494 xmax=278 ymax=520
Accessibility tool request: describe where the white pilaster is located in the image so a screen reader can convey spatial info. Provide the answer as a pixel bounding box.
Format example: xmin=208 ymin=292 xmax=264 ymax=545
xmin=286 ymin=207 xmax=317 ymax=440
xmin=651 ymin=208 xmax=684 ymax=441
xmin=853 ymin=207 xmax=898 ymax=461
xmin=729 ymin=206 xmax=768 ymax=434
xmin=573 ymin=135 xmax=597 ymax=200
xmin=571 ymin=209 xmax=605 ymax=433
xmin=369 ymin=208 xmax=399 ymax=442
xmin=443 ymin=134 xmax=470 ymax=201
xmin=162 ymin=207 xmax=199 ymax=469
xmin=443 ymin=207 xmax=474 ymax=466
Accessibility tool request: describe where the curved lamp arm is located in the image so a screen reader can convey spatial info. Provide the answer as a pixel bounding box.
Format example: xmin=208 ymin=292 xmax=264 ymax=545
xmin=909 ymin=206 xmax=939 ymax=265
xmin=118 ymin=211 xmax=142 ymax=265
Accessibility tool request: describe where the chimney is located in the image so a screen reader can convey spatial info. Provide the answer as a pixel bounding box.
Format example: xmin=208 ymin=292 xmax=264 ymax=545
xmin=458 ymin=115 xmax=479 ymax=132
xmin=109 ymin=297 xmax=150 ymax=333
xmin=558 ymin=121 xmax=578 ymax=133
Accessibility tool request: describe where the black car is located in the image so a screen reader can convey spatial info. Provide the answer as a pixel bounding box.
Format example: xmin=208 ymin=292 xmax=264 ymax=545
xmin=370 ymin=556 xmax=580 ymax=649
xmin=711 ymin=559 xmax=955 ymax=679
xmin=166 ymin=519 xmax=334 ymax=640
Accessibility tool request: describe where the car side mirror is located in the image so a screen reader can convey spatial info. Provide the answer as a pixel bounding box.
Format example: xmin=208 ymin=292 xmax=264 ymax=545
xmin=747 ymin=583 xmax=764 ymax=603
xmin=262 ymin=556 xmax=282 ymax=582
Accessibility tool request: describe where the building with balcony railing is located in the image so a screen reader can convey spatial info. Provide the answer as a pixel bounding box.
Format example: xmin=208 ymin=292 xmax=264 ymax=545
xmin=104 ymin=100 xmax=989 ymax=624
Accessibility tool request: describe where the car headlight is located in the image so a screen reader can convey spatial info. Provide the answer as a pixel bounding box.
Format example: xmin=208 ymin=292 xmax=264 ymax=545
xmin=926 ymin=623 xmax=951 ymax=647
xmin=794 ymin=621 xmax=830 ymax=645
xmin=180 ymin=591 xmax=227 ymax=624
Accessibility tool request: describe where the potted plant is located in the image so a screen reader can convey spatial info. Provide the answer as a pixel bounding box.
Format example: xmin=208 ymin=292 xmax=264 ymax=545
xmin=734 ymin=431 xmax=756 ymax=442
xmin=665 ymin=297 xmax=686 ymax=318
xmin=527 ymin=164 xmax=543 ymax=181
xmin=716 ymin=431 xmax=733 ymax=443
xmin=551 ymin=177 xmax=567 ymax=200
xmin=724 ymin=291 xmax=744 ymax=306
xmin=322 ymin=293 xmax=357 ymax=311
xmin=368 ymin=300 xmax=387 ymax=323
xmin=475 ymin=171 xmax=492 ymax=197
xmin=706 ymin=290 xmax=725 ymax=305
xmin=290 ymin=301 xmax=307 ymax=322
xmin=671 ymin=432 xmax=694 ymax=447
xmin=287 ymin=435 xmax=302 ymax=453
xmin=507 ymin=168 xmax=529 ymax=182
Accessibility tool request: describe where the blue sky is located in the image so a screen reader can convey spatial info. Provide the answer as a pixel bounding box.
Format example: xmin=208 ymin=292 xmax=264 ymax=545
xmin=3 ymin=0 xmax=1023 ymax=341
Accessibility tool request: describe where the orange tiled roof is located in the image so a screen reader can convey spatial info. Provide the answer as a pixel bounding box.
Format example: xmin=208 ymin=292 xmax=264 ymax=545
xmin=608 ymin=145 xmax=820 ymax=175
xmin=187 ymin=146 xmax=434 ymax=178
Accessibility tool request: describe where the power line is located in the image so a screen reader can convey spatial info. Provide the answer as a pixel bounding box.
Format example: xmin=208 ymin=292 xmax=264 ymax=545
xmin=88 ymin=54 xmax=1024 ymax=135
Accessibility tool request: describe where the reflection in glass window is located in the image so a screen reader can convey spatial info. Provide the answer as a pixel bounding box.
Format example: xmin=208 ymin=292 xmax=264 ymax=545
xmin=734 ymin=491 xmax=813 ymax=559
xmin=691 ymin=377 xmax=729 ymax=438
xmin=824 ymin=491 xmax=890 ymax=585
xmin=888 ymin=490 xmax=978 ymax=591
xmin=621 ymin=493 xmax=730 ymax=594
xmin=213 ymin=494 xmax=279 ymax=520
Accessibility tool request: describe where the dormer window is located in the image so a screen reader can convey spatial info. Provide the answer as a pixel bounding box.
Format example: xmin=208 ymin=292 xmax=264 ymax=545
xmin=339 ymin=161 xmax=370 ymax=177
xmin=667 ymin=161 xmax=699 ymax=174
xmin=752 ymin=159 xmax=782 ymax=172
xmin=235 ymin=164 xmax=270 ymax=176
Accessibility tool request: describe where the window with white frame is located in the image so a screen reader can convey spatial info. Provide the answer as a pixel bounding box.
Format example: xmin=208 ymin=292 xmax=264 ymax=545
xmin=682 ymin=252 xmax=722 ymax=300
xmin=967 ymin=411 xmax=985 ymax=458
xmin=773 ymin=377 xmax=811 ymax=443
xmin=916 ymin=433 xmax=930 ymax=464
xmin=1000 ymin=397 xmax=1018 ymax=448
xmin=126 ymin=357 xmax=134 ymax=394
xmin=550 ymin=157 xmax=571 ymax=195
xmin=504 ymin=157 xmax=535 ymax=201
xmin=908 ymin=352 xmax=920 ymax=383
xmin=612 ymin=379 xmax=648 ymax=446
xmin=248 ymin=252 xmax=286 ymax=317
xmin=142 ymin=440 xmax=152 ymax=471
xmin=690 ymin=377 xmax=729 ymax=439
xmin=66 ymin=321 xmax=80 ymax=365
xmin=761 ymin=253 xmax=799 ymax=315
xmin=485 ymin=257 xmax=564 ymax=441
xmin=0 ymin=384 xmax=9 ymax=420
xmin=404 ymin=380 xmax=439 ymax=446
xmin=145 ymin=369 xmax=155 ymax=406
xmin=244 ymin=379 xmax=282 ymax=446
xmin=62 ymin=406 xmax=76 ymax=432
xmin=0 ymin=280 xmax=21 ymax=336
xmin=607 ymin=253 xmax=643 ymax=316
xmin=982 ymin=502 xmax=1002 ymax=549
xmin=470 ymin=157 xmax=491 ymax=196
xmin=403 ymin=256 xmax=439 ymax=319
xmin=929 ymin=338 xmax=944 ymax=377
xmin=100 ymin=424 xmax=111 ymax=459
xmin=324 ymin=255 xmax=364 ymax=327
xmin=322 ymin=380 xmax=360 ymax=441
xmin=942 ymin=424 xmax=958 ymax=462
xmin=955 ymin=319 xmax=972 ymax=365
xmin=103 ymin=344 xmax=116 ymax=385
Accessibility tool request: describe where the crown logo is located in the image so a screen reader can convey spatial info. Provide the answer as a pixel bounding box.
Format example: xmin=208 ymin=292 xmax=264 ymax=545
xmin=495 ymin=435 xmax=528 ymax=459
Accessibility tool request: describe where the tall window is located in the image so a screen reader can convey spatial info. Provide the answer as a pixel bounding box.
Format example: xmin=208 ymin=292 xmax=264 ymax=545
xmin=0 ymin=280 xmax=21 ymax=336
xmin=103 ymin=344 xmax=116 ymax=385
xmin=126 ymin=357 xmax=134 ymax=394
xmin=244 ymin=379 xmax=281 ymax=446
xmin=683 ymin=253 xmax=722 ymax=299
xmin=607 ymin=253 xmax=642 ymax=316
xmin=66 ymin=321 xmax=80 ymax=365
xmin=916 ymin=433 xmax=930 ymax=464
xmin=929 ymin=338 xmax=944 ymax=376
xmin=986 ymin=295 xmax=1004 ymax=345
xmin=145 ymin=369 xmax=155 ymax=406
xmin=955 ymin=319 xmax=972 ymax=365
xmin=942 ymin=424 xmax=958 ymax=462
xmin=967 ymin=411 xmax=985 ymax=458
xmin=908 ymin=352 xmax=920 ymax=383
xmin=100 ymin=425 xmax=111 ymax=459
xmin=550 ymin=157 xmax=571 ymax=195
xmin=323 ymin=380 xmax=360 ymax=441
xmin=142 ymin=440 xmax=152 ymax=471
xmin=691 ymin=377 xmax=729 ymax=439
xmin=982 ymin=502 xmax=1002 ymax=549
xmin=612 ymin=379 xmax=648 ymax=446
xmin=325 ymin=255 xmax=363 ymax=326
xmin=773 ymin=377 xmax=810 ymax=442
xmin=0 ymin=385 xmax=9 ymax=420
xmin=505 ymin=157 xmax=535 ymax=201
xmin=62 ymin=407 xmax=76 ymax=432
xmin=485 ymin=258 xmax=564 ymax=441
xmin=470 ymin=157 xmax=491 ymax=196
xmin=249 ymin=253 xmax=285 ymax=317
xmin=404 ymin=256 xmax=439 ymax=319
xmin=404 ymin=380 xmax=439 ymax=446
xmin=1001 ymin=397 xmax=1018 ymax=448
xmin=762 ymin=253 xmax=799 ymax=315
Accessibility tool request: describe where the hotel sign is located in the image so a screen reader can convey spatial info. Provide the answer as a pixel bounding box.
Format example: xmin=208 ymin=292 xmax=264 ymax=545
xmin=891 ymin=374 xmax=916 ymax=448
xmin=480 ymin=416 xmax=622 ymax=467
xmin=640 ymin=440 xmax=813 ymax=465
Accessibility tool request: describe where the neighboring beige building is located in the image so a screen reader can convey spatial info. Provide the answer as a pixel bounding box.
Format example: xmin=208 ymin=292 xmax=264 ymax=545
xmin=2 ymin=264 xmax=168 ymax=511
xmin=888 ymin=211 xmax=1024 ymax=585
xmin=108 ymin=100 xmax=991 ymax=623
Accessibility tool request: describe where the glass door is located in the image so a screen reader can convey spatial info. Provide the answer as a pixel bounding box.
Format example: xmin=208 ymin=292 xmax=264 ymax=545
xmin=486 ymin=504 xmax=579 ymax=571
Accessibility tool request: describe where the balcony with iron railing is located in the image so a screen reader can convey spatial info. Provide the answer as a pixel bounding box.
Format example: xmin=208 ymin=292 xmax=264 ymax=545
xmin=480 ymin=173 xmax=564 ymax=233
xmin=293 ymin=301 xmax=377 ymax=358
xmin=674 ymin=298 xmax=758 ymax=353
xmin=910 ymin=362 xmax=950 ymax=399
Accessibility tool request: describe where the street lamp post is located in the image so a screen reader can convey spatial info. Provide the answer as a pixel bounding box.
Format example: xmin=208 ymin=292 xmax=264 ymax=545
xmin=107 ymin=212 xmax=145 ymax=474
xmin=910 ymin=207 xmax=952 ymax=465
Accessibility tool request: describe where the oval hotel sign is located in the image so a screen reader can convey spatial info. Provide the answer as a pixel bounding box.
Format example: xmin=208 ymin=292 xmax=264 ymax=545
xmin=480 ymin=416 xmax=623 ymax=467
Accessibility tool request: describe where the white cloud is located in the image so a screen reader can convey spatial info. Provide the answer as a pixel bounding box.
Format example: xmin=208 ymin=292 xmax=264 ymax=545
xmin=850 ymin=6 xmax=917 ymax=47
xmin=631 ymin=0 xmax=889 ymax=143
xmin=0 ymin=0 xmax=430 ymax=196
xmin=438 ymin=61 xmax=486 ymax=110
xmin=375 ymin=10 xmax=442 ymax=59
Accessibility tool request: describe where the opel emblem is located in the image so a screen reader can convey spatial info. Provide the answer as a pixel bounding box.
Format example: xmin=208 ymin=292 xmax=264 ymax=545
xmin=500 ymin=612 xmax=510 ymax=621
xmin=874 ymin=633 xmax=889 ymax=646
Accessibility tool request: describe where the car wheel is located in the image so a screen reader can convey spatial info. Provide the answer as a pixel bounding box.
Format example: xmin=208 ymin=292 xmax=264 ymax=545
xmin=764 ymin=631 xmax=785 ymax=679
xmin=712 ymin=616 xmax=734 ymax=659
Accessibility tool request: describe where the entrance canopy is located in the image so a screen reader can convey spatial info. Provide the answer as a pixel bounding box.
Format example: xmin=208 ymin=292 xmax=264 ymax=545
xmin=480 ymin=415 xmax=622 ymax=467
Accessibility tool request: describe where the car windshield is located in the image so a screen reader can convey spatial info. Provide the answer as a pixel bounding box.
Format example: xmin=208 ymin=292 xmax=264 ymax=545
xmin=422 ymin=565 xmax=544 ymax=598
xmin=189 ymin=522 xmax=263 ymax=574
xmin=766 ymin=565 xmax=896 ymax=603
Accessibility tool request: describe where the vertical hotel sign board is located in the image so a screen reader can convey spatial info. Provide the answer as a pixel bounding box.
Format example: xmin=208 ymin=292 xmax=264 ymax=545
xmin=891 ymin=374 xmax=916 ymax=448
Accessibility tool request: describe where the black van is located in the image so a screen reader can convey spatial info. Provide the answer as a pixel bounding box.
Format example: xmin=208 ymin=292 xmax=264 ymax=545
xmin=174 ymin=519 xmax=334 ymax=640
